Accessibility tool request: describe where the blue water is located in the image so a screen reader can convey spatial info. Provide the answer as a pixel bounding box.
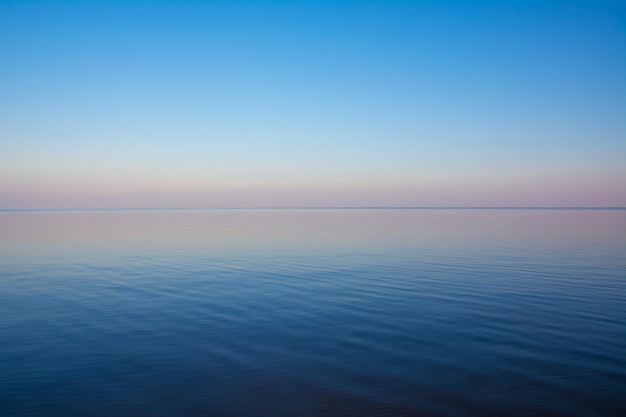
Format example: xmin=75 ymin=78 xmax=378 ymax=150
xmin=1 ymin=209 xmax=625 ymax=417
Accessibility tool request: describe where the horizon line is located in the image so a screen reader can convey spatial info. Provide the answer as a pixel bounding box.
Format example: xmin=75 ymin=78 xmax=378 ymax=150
xmin=1 ymin=206 xmax=625 ymax=212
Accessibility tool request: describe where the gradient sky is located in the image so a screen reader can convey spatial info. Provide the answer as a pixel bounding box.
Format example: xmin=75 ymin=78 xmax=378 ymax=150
xmin=1 ymin=0 xmax=625 ymax=208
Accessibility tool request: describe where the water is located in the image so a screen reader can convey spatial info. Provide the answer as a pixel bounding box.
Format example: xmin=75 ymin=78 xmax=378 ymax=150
xmin=1 ymin=209 xmax=624 ymax=417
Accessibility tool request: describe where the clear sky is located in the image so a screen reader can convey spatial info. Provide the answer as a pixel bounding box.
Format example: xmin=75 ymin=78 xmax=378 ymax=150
xmin=1 ymin=0 xmax=625 ymax=208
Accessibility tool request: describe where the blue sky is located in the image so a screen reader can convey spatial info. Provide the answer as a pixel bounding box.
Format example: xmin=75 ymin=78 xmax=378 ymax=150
xmin=1 ymin=0 xmax=625 ymax=208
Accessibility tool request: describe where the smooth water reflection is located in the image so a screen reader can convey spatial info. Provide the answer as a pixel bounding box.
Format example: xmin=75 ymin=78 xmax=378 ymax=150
xmin=1 ymin=209 xmax=625 ymax=416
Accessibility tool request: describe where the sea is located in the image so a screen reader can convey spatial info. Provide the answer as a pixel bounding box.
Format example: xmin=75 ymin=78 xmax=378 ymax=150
xmin=0 ymin=208 xmax=624 ymax=417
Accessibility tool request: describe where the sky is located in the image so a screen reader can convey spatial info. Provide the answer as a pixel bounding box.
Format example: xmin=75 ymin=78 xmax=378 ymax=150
xmin=1 ymin=0 xmax=625 ymax=208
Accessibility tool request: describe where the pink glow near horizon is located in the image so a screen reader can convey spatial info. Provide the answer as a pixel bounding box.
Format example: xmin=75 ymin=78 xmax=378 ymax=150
xmin=1 ymin=176 xmax=624 ymax=209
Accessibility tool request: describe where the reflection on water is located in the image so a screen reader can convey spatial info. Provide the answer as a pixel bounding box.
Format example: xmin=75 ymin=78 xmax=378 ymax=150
xmin=1 ymin=209 xmax=625 ymax=416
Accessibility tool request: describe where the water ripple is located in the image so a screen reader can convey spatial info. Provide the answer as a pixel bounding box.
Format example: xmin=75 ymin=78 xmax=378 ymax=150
xmin=1 ymin=209 xmax=625 ymax=416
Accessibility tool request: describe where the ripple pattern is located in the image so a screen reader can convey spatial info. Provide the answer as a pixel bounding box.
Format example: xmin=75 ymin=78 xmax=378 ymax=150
xmin=1 ymin=209 xmax=625 ymax=416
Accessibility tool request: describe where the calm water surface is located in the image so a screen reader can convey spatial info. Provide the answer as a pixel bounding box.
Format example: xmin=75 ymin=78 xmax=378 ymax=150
xmin=1 ymin=209 xmax=625 ymax=416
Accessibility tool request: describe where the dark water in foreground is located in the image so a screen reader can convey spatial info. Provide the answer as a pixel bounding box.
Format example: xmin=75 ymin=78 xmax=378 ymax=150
xmin=1 ymin=209 xmax=625 ymax=417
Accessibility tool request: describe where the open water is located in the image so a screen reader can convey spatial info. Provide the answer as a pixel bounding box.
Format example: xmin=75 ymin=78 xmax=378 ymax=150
xmin=0 ymin=209 xmax=624 ymax=416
